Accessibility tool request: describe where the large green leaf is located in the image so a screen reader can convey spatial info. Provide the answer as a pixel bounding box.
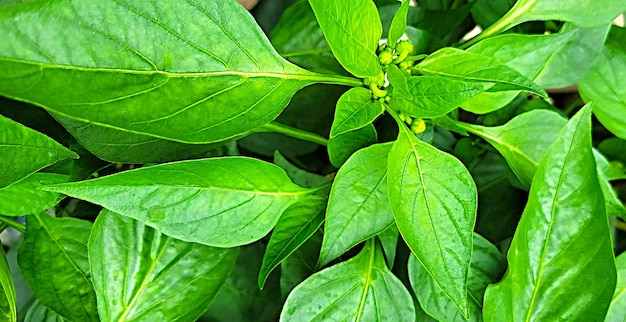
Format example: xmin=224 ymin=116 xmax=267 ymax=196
xmin=0 ymin=173 xmax=68 ymax=216
xmin=388 ymin=64 xmax=493 ymax=118
xmin=18 ymin=214 xmax=97 ymax=322
xmin=0 ymin=247 xmax=16 ymax=322
xmin=89 ymin=210 xmax=237 ymax=322
xmin=484 ymin=106 xmax=616 ymax=321
xmin=45 ymin=157 xmax=311 ymax=247
xmin=464 ymin=25 xmax=609 ymax=113
xmin=330 ymin=87 xmax=383 ymax=138
xmin=415 ymin=48 xmax=547 ymax=96
xmin=308 ymin=0 xmax=383 ymax=78
xmin=491 ymin=0 xmax=626 ymax=32
xmin=319 ymin=143 xmax=394 ymax=267
xmin=280 ymin=240 xmax=415 ymax=321
xmin=258 ymin=197 xmax=326 ymax=289
xmin=270 ymin=1 xmax=346 ymax=75
xmin=387 ymin=126 xmax=477 ymax=317
xmin=580 ymin=26 xmax=626 ymax=141
xmin=0 ymin=0 xmax=360 ymax=145
xmin=606 ymin=252 xmax=626 ymax=322
xmin=0 ymin=115 xmax=76 ymax=188
xmin=409 ymin=233 xmax=505 ymax=321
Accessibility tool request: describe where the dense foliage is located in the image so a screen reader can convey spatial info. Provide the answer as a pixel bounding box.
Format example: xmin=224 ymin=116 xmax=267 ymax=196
xmin=1 ymin=0 xmax=626 ymax=321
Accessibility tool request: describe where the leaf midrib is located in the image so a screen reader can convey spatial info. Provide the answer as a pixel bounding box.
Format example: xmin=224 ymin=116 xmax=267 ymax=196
xmin=355 ymin=243 xmax=376 ymax=321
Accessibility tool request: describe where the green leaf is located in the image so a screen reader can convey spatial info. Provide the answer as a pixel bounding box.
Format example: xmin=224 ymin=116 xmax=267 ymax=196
xmin=387 ymin=126 xmax=477 ymax=317
xmin=457 ymin=109 xmax=567 ymax=188
xmin=0 ymin=1 xmax=361 ymax=145
xmin=377 ymin=224 xmax=398 ymax=269
xmin=415 ymin=48 xmax=547 ymax=96
xmin=580 ymin=26 xmax=626 ymax=141
xmin=89 ymin=210 xmax=237 ymax=322
xmin=280 ymin=231 xmax=323 ymax=298
xmin=328 ymin=124 xmax=378 ymax=167
xmin=280 ymin=240 xmax=415 ymax=321
xmin=330 ymin=87 xmax=383 ymax=138
xmin=0 ymin=115 xmax=76 ymax=188
xmin=45 ymin=157 xmax=310 ymax=247
xmin=606 ymin=252 xmax=626 ymax=322
xmin=0 ymin=247 xmax=16 ymax=322
xmin=308 ymin=0 xmax=383 ymax=78
xmin=0 ymin=173 xmax=68 ymax=216
xmin=259 ymin=197 xmax=326 ymax=289
xmin=271 ymin=1 xmax=346 ymax=75
xmin=273 ymin=151 xmax=330 ymax=188
xmin=595 ymin=150 xmax=626 ymax=219
xmin=464 ymin=25 xmax=609 ymax=113
xmin=18 ymin=214 xmax=97 ymax=322
xmin=319 ymin=143 xmax=394 ymax=267
xmin=387 ymin=0 xmax=410 ymax=47
xmin=483 ymin=106 xmax=617 ymax=321
xmin=493 ymin=0 xmax=626 ymax=31
xmin=203 ymin=243 xmax=283 ymax=322
xmin=409 ymin=233 xmax=505 ymax=322
xmin=388 ymin=67 xmax=493 ymax=118
xmin=24 ymin=301 xmax=65 ymax=322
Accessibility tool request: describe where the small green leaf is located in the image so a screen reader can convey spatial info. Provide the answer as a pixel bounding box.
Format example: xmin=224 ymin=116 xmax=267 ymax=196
xmin=259 ymin=197 xmax=326 ymax=289
xmin=328 ymin=124 xmax=378 ymax=167
xmin=319 ymin=143 xmax=394 ymax=267
xmin=409 ymin=233 xmax=505 ymax=321
xmin=45 ymin=157 xmax=310 ymax=247
xmin=483 ymin=106 xmax=617 ymax=321
xmin=0 ymin=247 xmax=16 ymax=322
xmin=273 ymin=151 xmax=330 ymax=188
xmin=89 ymin=210 xmax=238 ymax=322
xmin=606 ymin=252 xmax=626 ymax=321
xmin=0 ymin=115 xmax=76 ymax=188
xmin=280 ymin=240 xmax=415 ymax=321
xmin=0 ymin=173 xmax=68 ymax=216
xmin=330 ymin=87 xmax=383 ymax=138
xmin=377 ymin=224 xmax=399 ymax=269
xmin=415 ymin=48 xmax=547 ymax=96
xmin=308 ymin=0 xmax=383 ymax=78
xmin=18 ymin=214 xmax=97 ymax=322
xmin=388 ymin=126 xmax=477 ymax=317
xmin=595 ymin=150 xmax=626 ymax=219
xmin=280 ymin=231 xmax=323 ymax=298
xmin=24 ymin=300 xmax=65 ymax=322
xmin=580 ymin=26 xmax=626 ymax=141
xmin=387 ymin=0 xmax=411 ymax=47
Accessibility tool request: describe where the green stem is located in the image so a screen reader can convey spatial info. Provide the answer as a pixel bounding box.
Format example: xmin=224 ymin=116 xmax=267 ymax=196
xmin=306 ymin=72 xmax=364 ymax=87
xmin=0 ymin=216 xmax=25 ymax=233
xmin=563 ymin=96 xmax=582 ymax=116
xmin=257 ymin=122 xmax=329 ymax=146
xmin=458 ymin=1 xmax=533 ymax=49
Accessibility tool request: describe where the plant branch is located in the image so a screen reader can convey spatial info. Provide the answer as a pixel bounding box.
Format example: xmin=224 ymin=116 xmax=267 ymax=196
xmin=257 ymin=122 xmax=329 ymax=146
xmin=0 ymin=216 xmax=25 ymax=233
xmin=306 ymin=73 xmax=364 ymax=87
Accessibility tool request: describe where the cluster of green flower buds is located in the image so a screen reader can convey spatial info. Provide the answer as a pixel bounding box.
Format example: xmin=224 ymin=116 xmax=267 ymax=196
xmin=398 ymin=113 xmax=426 ymax=134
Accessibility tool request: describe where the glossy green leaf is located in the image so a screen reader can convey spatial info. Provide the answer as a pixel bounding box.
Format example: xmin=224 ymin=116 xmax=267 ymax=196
xmin=0 ymin=1 xmax=363 ymax=145
xmin=387 ymin=0 xmax=410 ymax=47
xmin=89 ymin=210 xmax=237 ymax=322
xmin=0 ymin=173 xmax=68 ymax=216
xmin=330 ymin=87 xmax=383 ymax=138
xmin=273 ymin=151 xmax=330 ymax=189
xmin=464 ymin=26 xmax=609 ymax=113
xmin=0 ymin=247 xmax=16 ymax=322
xmin=377 ymin=224 xmax=398 ymax=269
xmin=484 ymin=106 xmax=616 ymax=321
xmin=493 ymin=0 xmax=626 ymax=31
xmin=259 ymin=197 xmax=326 ymax=289
xmin=280 ymin=231 xmax=323 ymax=298
xmin=46 ymin=157 xmax=310 ymax=247
xmin=387 ymin=126 xmax=477 ymax=317
xmin=308 ymin=0 xmax=383 ymax=78
xmin=580 ymin=26 xmax=626 ymax=140
xmin=319 ymin=143 xmax=394 ymax=267
xmin=327 ymin=124 xmax=378 ymax=167
xmin=0 ymin=115 xmax=76 ymax=188
xmin=280 ymin=240 xmax=415 ymax=321
xmin=606 ymin=252 xmax=626 ymax=322
xmin=271 ymin=1 xmax=346 ymax=75
xmin=457 ymin=109 xmax=567 ymax=188
xmin=203 ymin=243 xmax=282 ymax=322
xmin=415 ymin=48 xmax=547 ymax=96
xmin=18 ymin=214 xmax=97 ymax=322
xmin=409 ymin=233 xmax=505 ymax=322
xmin=595 ymin=150 xmax=626 ymax=219
xmin=24 ymin=301 xmax=65 ymax=322
xmin=387 ymin=64 xmax=493 ymax=119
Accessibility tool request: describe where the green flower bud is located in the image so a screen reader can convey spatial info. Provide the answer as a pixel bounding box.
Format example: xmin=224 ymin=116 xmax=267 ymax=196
xmin=379 ymin=51 xmax=394 ymax=65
